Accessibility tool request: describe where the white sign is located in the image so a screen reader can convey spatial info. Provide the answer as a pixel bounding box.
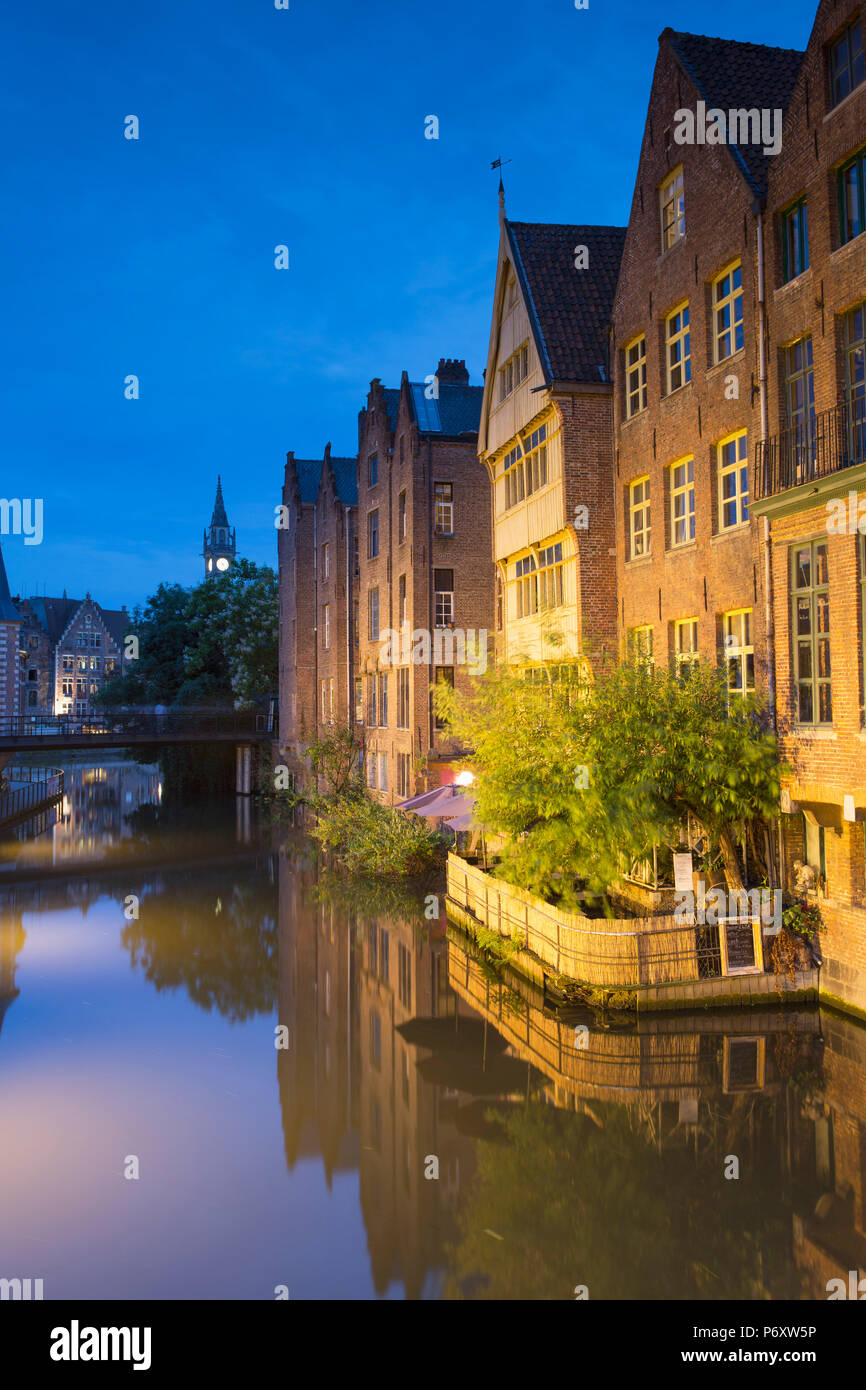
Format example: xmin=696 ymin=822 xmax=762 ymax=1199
xmin=673 ymin=852 xmax=693 ymax=892
xmin=844 ymin=794 xmax=856 ymax=822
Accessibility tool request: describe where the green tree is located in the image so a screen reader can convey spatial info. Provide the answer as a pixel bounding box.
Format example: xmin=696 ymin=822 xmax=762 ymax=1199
xmin=435 ymin=662 xmax=782 ymax=901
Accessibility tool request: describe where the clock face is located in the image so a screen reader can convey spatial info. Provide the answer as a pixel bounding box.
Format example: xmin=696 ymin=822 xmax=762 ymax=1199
xmin=216 ymin=557 xmax=230 ymax=572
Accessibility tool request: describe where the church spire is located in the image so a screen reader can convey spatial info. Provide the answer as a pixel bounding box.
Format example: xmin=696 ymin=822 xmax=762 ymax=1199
xmin=202 ymin=477 xmax=236 ymax=577
xmin=0 ymin=542 xmax=21 ymax=623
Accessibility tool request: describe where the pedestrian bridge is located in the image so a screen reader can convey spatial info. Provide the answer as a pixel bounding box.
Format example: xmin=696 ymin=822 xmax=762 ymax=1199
xmin=0 ymin=710 xmax=276 ymax=753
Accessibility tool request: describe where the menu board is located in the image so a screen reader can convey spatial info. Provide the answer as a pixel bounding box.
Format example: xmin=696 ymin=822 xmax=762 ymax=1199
xmin=724 ymin=920 xmax=757 ymax=973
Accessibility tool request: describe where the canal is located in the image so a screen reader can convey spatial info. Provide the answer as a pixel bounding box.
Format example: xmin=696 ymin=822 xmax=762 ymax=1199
xmin=1 ymin=755 xmax=864 ymax=1300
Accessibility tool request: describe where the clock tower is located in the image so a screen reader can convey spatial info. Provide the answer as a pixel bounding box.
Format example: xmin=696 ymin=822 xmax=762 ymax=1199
xmin=203 ymin=476 xmax=236 ymax=577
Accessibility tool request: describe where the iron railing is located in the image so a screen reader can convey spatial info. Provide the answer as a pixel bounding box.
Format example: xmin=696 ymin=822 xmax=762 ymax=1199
xmin=0 ymin=708 xmax=277 ymax=742
xmin=0 ymin=766 xmax=64 ymax=822
xmin=754 ymin=400 xmax=866 ymax=501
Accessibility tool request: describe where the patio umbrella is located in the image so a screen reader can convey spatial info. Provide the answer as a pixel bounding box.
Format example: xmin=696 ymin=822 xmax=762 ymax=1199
xmin=415 ymin=1050 xmax=546 ymax=1096
xmin=396 ymin=1015 xmax=508 ymax=1054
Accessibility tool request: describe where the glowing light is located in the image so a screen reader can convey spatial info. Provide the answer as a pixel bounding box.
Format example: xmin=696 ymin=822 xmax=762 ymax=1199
xmin=454 ymin=770 xmax=475 ymax=787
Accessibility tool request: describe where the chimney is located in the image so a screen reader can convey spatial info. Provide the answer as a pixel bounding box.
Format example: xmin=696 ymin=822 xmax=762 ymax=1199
xmin=435 ymin=358 xmax=469 ymax=386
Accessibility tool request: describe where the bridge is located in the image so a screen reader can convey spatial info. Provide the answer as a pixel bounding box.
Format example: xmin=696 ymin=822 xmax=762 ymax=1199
xmin=0 ymin=710 xmax=277 ymax=795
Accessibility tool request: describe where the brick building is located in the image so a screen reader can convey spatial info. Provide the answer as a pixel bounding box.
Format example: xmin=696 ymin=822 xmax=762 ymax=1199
xmin=14 ymin=593 xmax=127 ymax=720
xmin=478 ymin=198 xmax=625 ymax=673
xmin=751 ymin=0 xmax=866 ymax=1017
xmin=314 ymin=446 xmax=358 ymax=737
xmin=0 ymin=544 xmax=22 ymax=730
xmin=356 ymin=363 xmax=493 ymax=802
xmin=612 ymin=28 xmax=803 ymax=693
xmin=277 ymin=453 xmax=321 ymax=780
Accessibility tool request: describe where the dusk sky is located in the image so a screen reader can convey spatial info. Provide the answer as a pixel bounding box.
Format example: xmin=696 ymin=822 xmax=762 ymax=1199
xmin=3 ymin=0 xmax=816 ymax=609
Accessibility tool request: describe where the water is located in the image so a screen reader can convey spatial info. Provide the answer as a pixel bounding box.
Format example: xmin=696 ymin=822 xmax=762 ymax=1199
xmin=1 ymin=756 xmax=865 ymax=1301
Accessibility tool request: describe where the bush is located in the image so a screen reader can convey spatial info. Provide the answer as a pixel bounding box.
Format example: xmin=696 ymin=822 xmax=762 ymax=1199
xmin=310 ymin=794 xmax=445 ymax=877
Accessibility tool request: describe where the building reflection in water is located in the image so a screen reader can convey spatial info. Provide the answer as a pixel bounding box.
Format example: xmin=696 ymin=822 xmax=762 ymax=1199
xmin=276 ymin=851 xmax=866 ymax=1300
xmin=1 ymin=759 xmax=161 ymax=870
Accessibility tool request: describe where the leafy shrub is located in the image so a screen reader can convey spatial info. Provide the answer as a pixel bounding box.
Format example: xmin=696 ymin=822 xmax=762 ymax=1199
xmin=310 ymin=793 xmax=444 ymax=877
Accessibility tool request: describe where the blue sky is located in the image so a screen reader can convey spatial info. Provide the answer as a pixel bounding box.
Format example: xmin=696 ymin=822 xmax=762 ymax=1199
xmin=2 ymin=0 xmax=816 ymax=608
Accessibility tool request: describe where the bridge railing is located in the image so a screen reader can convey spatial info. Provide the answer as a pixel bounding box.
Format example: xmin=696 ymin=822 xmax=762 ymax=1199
xmin=0 ymin=766 xmax=64 ymax=823
xmin=0 ymin=710 xmax=277 ymax=740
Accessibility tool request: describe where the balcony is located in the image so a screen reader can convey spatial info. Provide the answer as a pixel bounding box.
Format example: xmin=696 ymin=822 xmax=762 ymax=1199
xmin=754 ymin=401 xmax=866 ymax=502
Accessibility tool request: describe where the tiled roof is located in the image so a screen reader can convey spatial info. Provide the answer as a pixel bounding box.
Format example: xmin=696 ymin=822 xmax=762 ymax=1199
xmin=665 ymin=30 xmax=805 ymax=196
xmin=383 ymin=389 xmax=401 ymax=430
xmin=26 ymin=596 xmax=79 ymax=642
xmin=293 ymin=459 xmax=321 ymax=506
xmin=329 ymin=456 xmax=358 ymax=506
xmin=100 ymin=609 xmax=129 ymax=650
xmin=506 ymin=223 xmax=626 ymax=385
xmin=0 ymin=544 xmax=20 ymax=623
xmin=410 ymin=383 xmax=483 ymax=436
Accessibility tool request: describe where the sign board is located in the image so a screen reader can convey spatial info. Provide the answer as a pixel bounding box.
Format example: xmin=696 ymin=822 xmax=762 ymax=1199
xmin=673 ymin=852 xmax=693 ymax=892
xmin=844 ymin=794 xmax=856 ymax=822
xmin=720 ymin=918 xmax=763 ymax=976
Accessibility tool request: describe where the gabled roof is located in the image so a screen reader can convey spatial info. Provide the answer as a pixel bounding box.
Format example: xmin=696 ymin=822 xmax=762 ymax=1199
xmin=328 ymin=456 xmax=358 ymax=507
xmin=665 ymin=29 xmax=805 ymax=197
xmin=23 ymin=595 xmax=79 ymax=641
xmin=289 ymin=459 xmax=321 ymax=506
xmin=409 ymin=383 xmax=483 ymax=436
xmin=0 ymin=544 xmax=21 ymax=623
xmin=100 ymin=609 xmax=129 ymax=649
xmin=506 ymin=222 xmax=626 ymax=385
xmin=383 ymin=389 xmax=401 ymax=430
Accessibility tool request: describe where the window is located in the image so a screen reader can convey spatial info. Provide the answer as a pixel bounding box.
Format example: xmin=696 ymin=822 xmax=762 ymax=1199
xmin=434 ymin=569 xmax=454 ymax=627
xmin=665 ymin=304 xmax=691 ymax=392
xmin=628 ymin=625 xmax=654 ymax=669
xmin=368 ymin=587 xmax=379 ymax=641
xmin=320 ymin=680 xmax=327 ymax=723
xmin=844 ymin=303 xmax=866 ymax=463
xmin=323 ymin=603 xmax=330 ymax=650
xmin=397 ymin=667 xmax=410 ymax=729
xmin=377 ymin=752 xmax=388 ymax=791
xmin=367 ymin=754 xmax=377 ymax=789
xmin=723 ymin=609 xmax=755 ymax=701
xmin=538 ymin=543 xmax=564 ymax=609
xmin=398 ymin=943 xmax=412 ymax=1009
xmin=62 ymin=655 xmax=73 ymax=671
xmin=673 ymin=618 xmax=699 ymax=678
xmin=434 ymin=482 xmax=453 ymax=534
xmin=104 ymin=660 xmax=115 ymax=676
xmin=625 ymin=336 xmax=647 ymax=417
xmin=792 ymin=541 xmax=831 ymax=725
xmin=28 ymin=634 xmax=38 ymax=649
xmin=27 ymin=690 xmax=37 ymax=707
xmin=498 ymin=342 xmax=530 ymax=402
xmin=322 ymin=542 xmax=330 ymax=580
xmin=368 ymin=509 xmax=379 ymax=558
xmin=62 ymin=678 xmax=73 ymax=697
xmin=78 ymin=658 xmax=86 ymax=672
xmin=398 ymin=490 xmax=407 ymax=542
xmin=352 ymin=597 xmax=359 ymax=649
xmin=378 ymin=672 xmax=388 ymax=727
xmin=353 ymin=532 xmax=359 ymax=577
xmin=514 ymin=554 xmax=536 ymax=618
xmin=26 ymin=667 xmax=37 ymax=682
xmin=397 ymin=752 xmax=412 ymax=798
xmin=370 ymin=1011 xmax=382 ymax=1066
xmin=503 ymin=442 xmax=524 ymax=509
xmin=839 ymin=148 xmax=866 ymax=245
xmin=718 ymin=431 xmax=749 ymax=529
xmin=669 ymin=457 xmax=695 ymax=546
xmin=355 ymin=677 xmax=363 ymax=723
xmin=523 ymin=424 xmax=548 ymax=496
xmin=368 ymin=452 xmax=378 ymax=487
xmin=782 ymin=199 xmax=809 ymax=282
xmin=829 ymin=18 xmax=864 ymax=107
xmin=784 ymin=337 xmax=817 ymax=476
xmin=713 ymin=264 xmax=744 ymax=361
xmin=660 ymin=167 xmax=685 ymax=250
xmin=434 ymin=667 xmax=454 ymax=728
xmin=366 ymin=674 xmax=377 ymax=726
xmin=328 ymin=678 xmax=334 ymax=723
xmin=398 ymin=574 xmax=407 ymax=627
xmin=628 ymin=477 xmax=651 ymax=558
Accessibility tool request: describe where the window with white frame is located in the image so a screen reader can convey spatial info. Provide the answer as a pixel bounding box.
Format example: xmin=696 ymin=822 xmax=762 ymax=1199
xmin=328 ymin=678 xmax=334 ymax=723
xmin=368 ymin=508 xmax=379 ymax=558
xmin=434 ymin=569 xmax=454 ymax=627
xmin=368 ymin=587 xmax=379 ymax=640
xmin=669 ymin=457 xmax=695 ymax=546
xmin=673 ymin=618 xmax=699 ymax=678
xmin=625 ymin=336 xmax=647 ymax=418
xmin=322 ymin=542 xmax=330 ymax=580
xmin=628 ymin=625 xmax=654 ymax=669
xmin=628 ymin=477 xmax=651 ymax=558
xmin=378 ymin=672 xmax=388 ymax=727
xmin=377 ymin=752 xmax=388 ymax=791
xmin=499 ymin=342 xmax=530 ymax=402
xmin=665 ymin=304 xmax=691 ymax=393
xmin=718 ymin=431 xmax=749 ymax=529
xmin=323 ymin=603 xmax=330 ymax=650
xmin=660 ymin=167 xmax=685 ymax=250
xmin=434 ymin=481 xmax=453 ymax=534
xmin=722 ymin=609 xmax=755 ymax=701
xmin=712 ymin=264 xmax=743 ymax=362
xmin=537 ymin=542 xmax=564 ymax=609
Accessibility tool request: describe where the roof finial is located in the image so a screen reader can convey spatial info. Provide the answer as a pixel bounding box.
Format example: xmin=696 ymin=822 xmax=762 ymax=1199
xmin=491 ymin=157 xmax=511 ymax=224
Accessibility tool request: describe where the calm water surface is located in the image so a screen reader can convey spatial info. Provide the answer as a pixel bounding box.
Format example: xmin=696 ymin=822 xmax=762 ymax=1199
xmin=1 ymin=757 xmax=865 ymax=1300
